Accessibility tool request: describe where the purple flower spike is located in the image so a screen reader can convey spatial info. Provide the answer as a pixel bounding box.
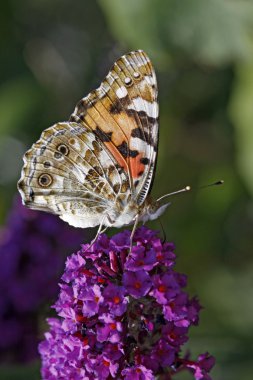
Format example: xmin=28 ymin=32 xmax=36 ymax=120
xmin=39 ymin=226 xmax=215 ymax=379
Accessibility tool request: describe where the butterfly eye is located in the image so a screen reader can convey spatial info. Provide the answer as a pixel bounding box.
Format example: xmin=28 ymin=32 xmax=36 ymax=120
xmin=57 ymin=144 xmax=69 ymax=156
xmin=124 ymin=77 xmax=132 ymax=86
xmin=38 ymin=173 xmax=53 ymax=187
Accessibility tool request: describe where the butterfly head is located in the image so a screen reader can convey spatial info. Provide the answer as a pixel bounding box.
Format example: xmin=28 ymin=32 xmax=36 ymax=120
xmin=141 ymin=199 xmax=171 ymax=223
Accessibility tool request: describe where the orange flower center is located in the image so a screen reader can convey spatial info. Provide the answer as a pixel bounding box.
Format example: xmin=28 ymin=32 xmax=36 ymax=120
xmin=76 ymin=314 xmax=87 ymax=323
xmin=83 ymin=337 xmax=89 ymax=345
xmin=80 ymin=268 xmax=93 ymax=277
xmin=110 ymin=323 xmax=117 ymax=330
xmin=134 ymin=281 xmax=141 ymax=289
xmin=113 ymin=296 xmax=120 ymax=304
xmin=103 ymin=360 xmax=110 ymax=367
xmin=158 ymin=285 xmax=166 ymax=292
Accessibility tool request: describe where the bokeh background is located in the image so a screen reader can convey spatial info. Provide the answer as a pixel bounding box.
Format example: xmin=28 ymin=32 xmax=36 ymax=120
xmin=1 ymin=1 xmax=253 ymax=379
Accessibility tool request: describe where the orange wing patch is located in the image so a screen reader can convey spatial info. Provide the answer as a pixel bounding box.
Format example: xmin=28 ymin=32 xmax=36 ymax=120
xmin=104 ymin=141 xmax=128 ymax=172
xmin=129 ymin=152 xmax=146 ymax=179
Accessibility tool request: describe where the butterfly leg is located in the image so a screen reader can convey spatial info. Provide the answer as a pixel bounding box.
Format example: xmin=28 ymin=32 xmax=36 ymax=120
xmin=129 ymin=214 xmax=139 ymax=252
xmin=100 ymin=226 xmax=108 ymax=234
xmin=92 ymin=222 xmax=108 ymax=244
xmin=84 ymin=216 xmax=108 ymax=253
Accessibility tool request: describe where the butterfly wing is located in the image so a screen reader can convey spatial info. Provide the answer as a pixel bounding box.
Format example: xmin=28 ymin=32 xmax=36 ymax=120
xmin=18 ymin=50 xmax=159 ymax=229
xmin=70 ymin=50 xmax=159 ymax=205
xmin=18 ymin=122 xmax=130 ymax=228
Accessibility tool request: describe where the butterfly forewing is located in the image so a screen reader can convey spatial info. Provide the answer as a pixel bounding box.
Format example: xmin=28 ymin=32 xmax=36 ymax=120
xmin=70 ymin=50 xmax=159 ymax=204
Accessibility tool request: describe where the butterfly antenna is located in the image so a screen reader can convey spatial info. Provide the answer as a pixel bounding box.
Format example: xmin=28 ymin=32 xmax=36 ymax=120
xmin=156 ymin=180 xmax=224 ymax=203
xmin=156 ymin=186 xmax=191 ymax=202
xmin=199 ymin=180 xmax=224 ymax=189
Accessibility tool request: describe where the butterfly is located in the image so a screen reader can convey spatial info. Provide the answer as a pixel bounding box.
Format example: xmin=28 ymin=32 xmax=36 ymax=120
xmin=18 ymin=50 xmax=173 ymax=240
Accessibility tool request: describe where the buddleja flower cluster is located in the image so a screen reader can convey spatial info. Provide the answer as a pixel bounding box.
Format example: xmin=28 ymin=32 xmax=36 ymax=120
xmin=39 ymin=227 xmax=215 ymax=379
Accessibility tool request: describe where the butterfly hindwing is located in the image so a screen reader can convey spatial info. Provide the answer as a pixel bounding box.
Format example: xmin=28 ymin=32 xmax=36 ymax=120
xmin=70 ymin=50 xmax=159 ymax=205
xmin=18 ymin=122 xmax=131 ymax=227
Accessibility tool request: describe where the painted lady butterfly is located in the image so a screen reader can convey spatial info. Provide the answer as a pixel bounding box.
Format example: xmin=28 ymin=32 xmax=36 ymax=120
xmin=18 ymin=50 xmax=179 ymax=238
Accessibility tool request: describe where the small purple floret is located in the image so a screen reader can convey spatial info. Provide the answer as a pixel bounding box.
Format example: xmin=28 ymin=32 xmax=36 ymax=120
xmin=125 ymin=245 xmax=156 ymax=271
xmin=121 ymin=364 xmax=155 ymax=379
xmin=123 ymin=269 xmax=152 ymax=298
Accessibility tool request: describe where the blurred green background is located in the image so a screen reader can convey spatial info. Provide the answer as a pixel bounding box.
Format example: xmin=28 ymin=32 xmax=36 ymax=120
xmin=1 ymin=0 xmax=253 ymax=379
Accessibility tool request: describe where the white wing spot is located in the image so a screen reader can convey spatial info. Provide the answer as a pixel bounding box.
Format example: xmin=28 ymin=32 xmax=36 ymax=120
xmin=133 ymin=71 xmax=140 ymax=78
xmin=116 ymin=86 xmax=128 ymax=99
xmin=128 ymin=97 xmax=158 ymax=118
xmin=124 ymin=77 xmax=132 ymax=85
